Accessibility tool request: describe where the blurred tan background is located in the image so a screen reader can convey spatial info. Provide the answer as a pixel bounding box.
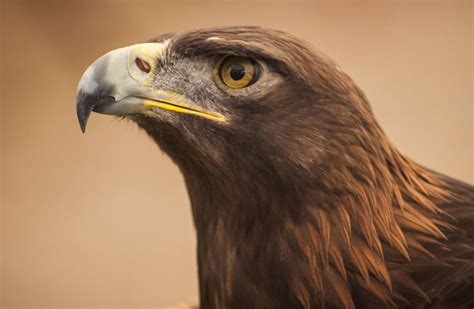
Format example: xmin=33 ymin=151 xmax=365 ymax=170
xmin=1 ymin=0 xmax=473 ymax=308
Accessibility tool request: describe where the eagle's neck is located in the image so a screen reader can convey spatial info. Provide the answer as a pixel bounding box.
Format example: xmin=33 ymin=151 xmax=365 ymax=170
xmin=180 ymin=142 xmax=454 ymax=308
xmin=183 ymin=163 xmax=312 ymax=308
xmin=135 ymin=116 xmax=455 ymax=307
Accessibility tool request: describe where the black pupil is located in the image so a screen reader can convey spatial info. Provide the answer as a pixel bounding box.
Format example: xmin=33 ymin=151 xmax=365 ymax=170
xmin=229 ymin=64 xmax=246 ymax=80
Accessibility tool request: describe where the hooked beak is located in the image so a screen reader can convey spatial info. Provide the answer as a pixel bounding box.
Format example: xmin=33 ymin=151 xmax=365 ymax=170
xmin=76 ymin=43 xmax=225 ymax=133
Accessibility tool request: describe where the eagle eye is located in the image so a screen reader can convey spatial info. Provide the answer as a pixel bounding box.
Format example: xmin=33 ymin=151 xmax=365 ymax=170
xmin=218 ymin=56 xmax=260 ymax=89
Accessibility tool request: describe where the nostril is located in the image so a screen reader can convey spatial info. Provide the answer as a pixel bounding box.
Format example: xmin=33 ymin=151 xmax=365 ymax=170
xmin=135 ymin=57 xmax=151 ymax=73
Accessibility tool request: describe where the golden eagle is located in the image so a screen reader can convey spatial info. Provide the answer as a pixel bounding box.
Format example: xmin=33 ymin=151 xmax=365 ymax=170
xmin=76 ymin=27 xmax=474 ymax=308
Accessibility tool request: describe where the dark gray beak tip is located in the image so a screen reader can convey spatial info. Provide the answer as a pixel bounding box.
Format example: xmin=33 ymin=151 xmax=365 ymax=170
xmin=77 ymin=106 xmax=92 ymax=134
xmin=77 ymin=105 xmax=92 ymax=133
xmin=79 ymin=118 xmax=88 ymax=134
xmin=76 ymin=90 xmax=117 ymax=133
xmin=76 ymin=91 xmax=95 ymax=134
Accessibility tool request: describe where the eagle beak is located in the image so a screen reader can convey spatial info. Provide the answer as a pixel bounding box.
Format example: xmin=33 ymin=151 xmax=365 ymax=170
xmin=76 ymin=43 xmax=225 ymax=133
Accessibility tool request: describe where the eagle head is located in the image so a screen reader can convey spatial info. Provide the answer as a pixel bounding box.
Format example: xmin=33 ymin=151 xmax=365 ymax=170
xmin=76 ymin=26 xmax=474 ymax=308
xmin=76 ymin=27 xmax=374 ymax=179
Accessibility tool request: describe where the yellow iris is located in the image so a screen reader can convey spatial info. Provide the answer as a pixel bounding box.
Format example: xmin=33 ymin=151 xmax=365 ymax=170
xmin=219 ymin=56 xmax=256 ymax=89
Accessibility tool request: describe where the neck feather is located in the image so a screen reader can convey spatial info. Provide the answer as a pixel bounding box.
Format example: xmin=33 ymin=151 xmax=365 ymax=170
xmin=134 ymin=116 xmax=456 ymax=308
